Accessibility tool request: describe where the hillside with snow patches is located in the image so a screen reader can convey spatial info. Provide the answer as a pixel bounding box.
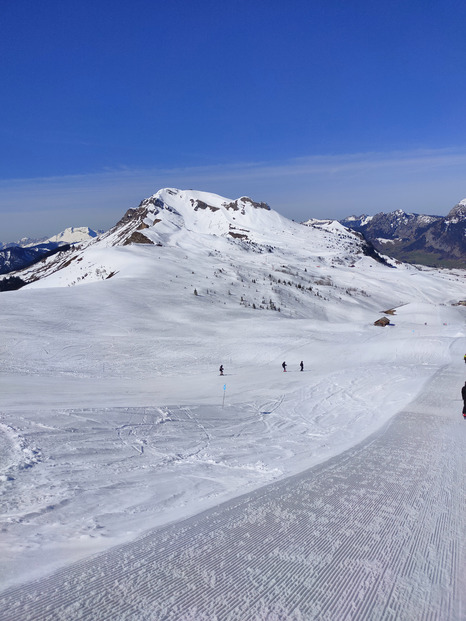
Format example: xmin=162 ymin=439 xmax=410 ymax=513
xmin=23 ymin=189 xmax=387 ymax=307
xmin=1 ymin=188 xmax=465 ymax=618
xmin=340 ymin=199 xmax=466 ymax=267
xmin=0 ymin=227 xmax=102 ymax=277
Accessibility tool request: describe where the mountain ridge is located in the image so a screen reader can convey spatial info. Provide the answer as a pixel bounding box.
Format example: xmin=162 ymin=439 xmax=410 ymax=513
xmin=8 ymin=188 xmax=403 ymax=323
xmin=0 ymin=227 xmax=103 ymax=276
xmin=340 ymin=200 xmax=466 ymax=267
xmin=3 ymin=189 xmax=464 ymax=297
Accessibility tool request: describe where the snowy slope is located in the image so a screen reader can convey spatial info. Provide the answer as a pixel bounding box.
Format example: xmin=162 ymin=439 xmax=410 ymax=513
xmin=21 ymin=188 xmax=374 ymax=297
xmin=0 ymin=188 xmax=465 ymax=609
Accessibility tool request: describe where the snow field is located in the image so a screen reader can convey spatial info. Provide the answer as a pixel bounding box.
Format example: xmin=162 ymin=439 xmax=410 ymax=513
xmin=0 ymin=277 xmax=464 ymax=593
xmin=0 ymin=192 xmax=465 ymax=616
xmin=0 ymin=349 xmax=464 ymax=620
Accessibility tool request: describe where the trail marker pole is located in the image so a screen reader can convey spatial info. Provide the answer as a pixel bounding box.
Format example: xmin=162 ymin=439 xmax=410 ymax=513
xmin=222 ymin=384 xmax=226 ymax=408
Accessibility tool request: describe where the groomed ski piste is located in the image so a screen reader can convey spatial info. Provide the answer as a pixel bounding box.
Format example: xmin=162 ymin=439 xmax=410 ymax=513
xmin=0 ymin=189 xmax=465 ymax=619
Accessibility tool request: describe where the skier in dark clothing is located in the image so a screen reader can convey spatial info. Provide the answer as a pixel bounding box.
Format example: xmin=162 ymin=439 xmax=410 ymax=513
xmin=282 ymin=361 xmax=287 ymax=372
xmin=300 ymin=361 xmax=304 ymax=372
xmin=219 ymin=365 xmax=224 ymax=376
xmin=462 ymin=382 xmax=466 ymax=418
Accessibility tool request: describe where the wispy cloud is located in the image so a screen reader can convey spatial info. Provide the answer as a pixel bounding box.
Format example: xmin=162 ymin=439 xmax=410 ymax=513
xmin=1 ymin=147 xmax=465 ymax=240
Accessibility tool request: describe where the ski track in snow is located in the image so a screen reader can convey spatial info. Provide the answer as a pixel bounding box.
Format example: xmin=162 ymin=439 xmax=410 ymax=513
xmin=0 ymin=359 xmax=464 ymax=620
xmin=0 ymin=191 xmax=465 ymax=619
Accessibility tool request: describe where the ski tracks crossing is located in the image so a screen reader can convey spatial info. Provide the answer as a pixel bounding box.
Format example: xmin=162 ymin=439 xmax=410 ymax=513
xmin=0 ymin=363 xmax=464 ymax=620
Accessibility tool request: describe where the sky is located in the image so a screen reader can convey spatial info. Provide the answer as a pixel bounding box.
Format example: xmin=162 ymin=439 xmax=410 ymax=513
xmin=2 ymin=0 xmax=466 ymax=240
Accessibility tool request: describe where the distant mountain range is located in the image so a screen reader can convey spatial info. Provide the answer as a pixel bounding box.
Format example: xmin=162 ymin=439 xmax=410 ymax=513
xmin=0 ymin=227 xmax=102 ymax=275
xmin=339 ymin=200 xmax=466 ymax=268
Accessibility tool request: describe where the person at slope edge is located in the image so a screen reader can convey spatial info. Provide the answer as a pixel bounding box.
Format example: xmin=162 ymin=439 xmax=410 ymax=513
xmin=282 ymin=361 xmax=287 ymax=372
xmin=462 ymin=381 xmax=466 ymax=418
xmin=300 ymin=361 xmax=304 ymax=372
xmin=464 ymin=353 xmax=466 ymax=364
xmin=219 ymin=365 xmax=224 ymax=376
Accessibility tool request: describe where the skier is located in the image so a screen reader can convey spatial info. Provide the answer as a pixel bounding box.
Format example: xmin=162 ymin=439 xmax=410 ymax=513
xmin=462 ymin=381 xmax=466 ymax=418
xmin=219 ymin=364 xmax=224 ymax=376
xmin=464 ymin=353 xmax=466 ymax=364
xmin=282 ymin=361 xmax=287 ymax=372
xmin=300 ymin=361 xmax=304 ymax=372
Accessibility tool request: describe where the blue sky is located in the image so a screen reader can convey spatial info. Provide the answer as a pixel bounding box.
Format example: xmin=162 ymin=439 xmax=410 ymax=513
xmin=2 ymin=0 xmax=466 ymax=240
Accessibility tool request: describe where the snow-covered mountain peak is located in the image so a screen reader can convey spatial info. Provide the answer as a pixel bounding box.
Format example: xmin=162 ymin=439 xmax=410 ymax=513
xmin=342 ymin=215 xmax=374 ymax=227
xmin=340 ymin=205 xmax=463 ymax=267
xmin=16 ymin=236 xmax=48 ymax=247
xmin=151 ymin=188 xmax=272 ymax=221
xmin=2 ymin=188 xmax=466 ymax=610
xmin=18 ymin=187 xmax=384 ymax=290
xmin=302 ymin=218 xmax=356 ymax=237
xmin=102 ymin=188 xmax=291 ymax=248
xmin=141 ymin=189 xmax=270 ymax=217
xmin=13 ymin=227 xmax=101 ymax=248
xmin=46 ymin=226 xmax=100 ymax=245
xmin=446 ymin=200 xmax=466 ymax=223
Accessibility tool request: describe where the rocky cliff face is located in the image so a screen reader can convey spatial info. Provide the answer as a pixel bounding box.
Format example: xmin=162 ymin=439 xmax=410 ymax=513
xmin=340 ymin=202 xmax=466 ymax=267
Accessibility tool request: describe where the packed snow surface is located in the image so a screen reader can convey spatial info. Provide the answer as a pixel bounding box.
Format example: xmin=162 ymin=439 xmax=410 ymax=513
xmin=0 ymin=188 xmax=465 ymax=618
